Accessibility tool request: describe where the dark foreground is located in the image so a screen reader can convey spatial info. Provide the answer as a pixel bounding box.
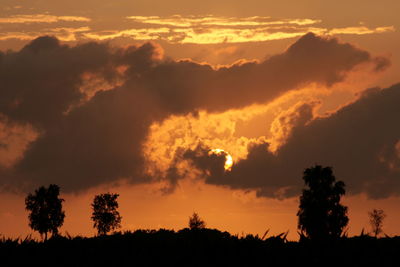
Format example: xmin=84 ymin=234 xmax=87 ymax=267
xmin=1 ymin=229 xmax=399 ymax=267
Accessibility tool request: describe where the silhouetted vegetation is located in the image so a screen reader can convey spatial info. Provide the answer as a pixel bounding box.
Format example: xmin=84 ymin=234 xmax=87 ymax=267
xmin=91 ymin=193 xmax=122 ymax=235
xmin=25 ymin=184 xmax=65 ymax=241
xmin=1 ymin=165 xmax=398 ymax=266
xmin=297 ymin=165 xmax=348 ymax=242
xmin=188 ymin=212 xmax=206 ymax=230
xmin=369 ymin=209 xmax=386 ymax=237
xmin=1 ymin=229 xmax=400 ymax=266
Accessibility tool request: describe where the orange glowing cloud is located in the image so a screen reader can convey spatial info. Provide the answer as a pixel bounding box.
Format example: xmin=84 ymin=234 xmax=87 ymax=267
xmin=126 ymin=15 xmax=321 ymax=27
xmin=142 ymin=86 xmax=349 ymax=184
xmin=142 ymin=62 xmax=386 ymax=183
xmin=82 ymin=28 xmax=170 ymax=41
xmin=142 ymin=106 xmax=269 ymax=180
xmin=0 ymin=14 xmax=394 ymax=45
xmin=329 ymin=26 xmax=395 ymax=35
xmin=0 ymin=27 xmax=90 ymax=41
xmin=0 ymin=118 xmax=38 ymax=168
xmin=170 ymin=28 xmax=318 ymax=44
xmin=0 ymin=14 xmax=91 ymax=24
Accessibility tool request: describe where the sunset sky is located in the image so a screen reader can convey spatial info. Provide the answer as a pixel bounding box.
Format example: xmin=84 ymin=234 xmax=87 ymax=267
xmin=1 ymin=1 xmax=400 ymax=240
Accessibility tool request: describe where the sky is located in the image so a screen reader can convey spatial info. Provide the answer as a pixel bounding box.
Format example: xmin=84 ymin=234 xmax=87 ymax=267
xmin=0 ymin=1 xmax=400 ymax=240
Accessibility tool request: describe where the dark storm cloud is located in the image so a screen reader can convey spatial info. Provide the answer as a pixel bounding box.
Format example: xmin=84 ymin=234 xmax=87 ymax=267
xmin=139 ymin=32 xmax=386 ymax=114
xmin=184 ymin=84 xmax=400 ymax=199
xmin=0 ymin=36 xmax=161 ymax=191
xmin=0 ymin=33 xmax=387 ymax=192
xmin=0 ymin=36 xmax=117 ymax=129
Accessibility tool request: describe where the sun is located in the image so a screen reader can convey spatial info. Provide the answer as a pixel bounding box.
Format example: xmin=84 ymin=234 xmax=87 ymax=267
xmin=210 ymin=148 xmax=234 ymax=171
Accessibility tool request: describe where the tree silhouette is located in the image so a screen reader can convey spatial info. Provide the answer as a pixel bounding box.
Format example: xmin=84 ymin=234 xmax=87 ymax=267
xmin=25 ymin=184 xmax=65 ymax=240
xmin=368 ymin=209 xmax=386 ymax=237
xmin=91 ymin=193 xmax=122 ymax=235
xmin=188 ymin=212 xmax=206 ymax=230
xmin=297 ymin=165 xmax=348 ymax=241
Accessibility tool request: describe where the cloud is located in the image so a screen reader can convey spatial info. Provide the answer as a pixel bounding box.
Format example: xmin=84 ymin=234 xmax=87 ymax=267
xmin=137 ymin=33 xmax=385 ymax=114
xmin=268 ymin=101 xmax=319 ymax=152
xmin=0 ymin=36 xmax=160 ymax=191
xmin=0 ymin=14 xmax=394 ymax=44
xmin=0 ymin=36 xmax=118 ymax=129
xmin=0 ymin=14 xmax=91 ymax=24
xmin=329 ymin=26 xmax=395 ymax=35
xmin=83 ymin=18 xmax=395 ymax=44
xmin=126 ymin=15 xmax=321 ymax=28
xmin=90 ymin=16 xmax=394 ymax=44
xmin=0 ymin=27 xmax=91 ymax=42
xmin=0 ymin=33 xmax=389 ymax=193
xmin=181 ymin=84 xmax=400 ymax=200
xmin=0 ymin=116 xmax=38 ymax=168
xmin=168 ymin=28 xmax=315 ymax=44
xmin=82 ymin=28 xmax=170 ymax=41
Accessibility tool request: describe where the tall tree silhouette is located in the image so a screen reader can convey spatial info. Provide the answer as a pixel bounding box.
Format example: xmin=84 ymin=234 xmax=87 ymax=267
xmin=369 ymin=209 xmax=386 ymax=237
xmin=297 ymin=165 xmax=348 ymax=241
xmin=188 ymin=212 xmax=206 ymax=230
xmin=91 ymin=193 xmax=122 ymax=235
xmin=25 ymin=184 xmax=65 ymax=240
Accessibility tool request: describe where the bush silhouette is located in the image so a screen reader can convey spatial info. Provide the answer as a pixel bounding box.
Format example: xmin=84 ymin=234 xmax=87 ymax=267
xmin=25 ymin=184 xmax=65 ymax=240
xmin=188 ymin=212 xmax=206 ymax=229
xmin=91 ymin=193 xmax=122 ymax=235
xmin=369 ymin=209 xmax=386 ymax=237
xmin=297 ymin=165 xmax=348 ymax=241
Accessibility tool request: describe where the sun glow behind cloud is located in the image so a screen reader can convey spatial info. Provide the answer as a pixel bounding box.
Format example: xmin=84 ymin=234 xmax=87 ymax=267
xmin=142 ymin=89 xmax=315 ymax=182
xmin=142 ymin=106 xmax=269 ymax=180
xmin=210 ymin=148 xmax=234 ymax=171
xmin=142 ymin=64 xmax=384 ymax=186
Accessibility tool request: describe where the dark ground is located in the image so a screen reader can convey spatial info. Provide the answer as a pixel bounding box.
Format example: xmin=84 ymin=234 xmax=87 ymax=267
xmin=1 ymin=229 xmax=399 ymax=267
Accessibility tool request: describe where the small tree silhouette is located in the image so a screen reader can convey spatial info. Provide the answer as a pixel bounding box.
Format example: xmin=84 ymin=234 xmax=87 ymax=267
xmin=91 ymin=193 xmax=122 ymax=235
xmin=188 ymin=212 xmax=206 ymax=230
xmin=368 ymin=209 xmax=386 ymax=237
xmin=25 ymin=184 xmax=65 ymax=241
xmin=297 ymin=165 xmax=348 ymax=241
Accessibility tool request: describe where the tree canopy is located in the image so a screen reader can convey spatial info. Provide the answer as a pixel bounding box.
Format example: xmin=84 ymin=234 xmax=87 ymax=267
xmin=188 ymin=212 xmax=206 ymax=230
xmin=297 ymin=165 xmax=348 ymax=241
xmin=369 ymin=209 xmax=386 ymax=237
xmin=25 ymin=184 xmax=65 ymax=240
xmin=91 ymin=193 xmax=122 ymax=235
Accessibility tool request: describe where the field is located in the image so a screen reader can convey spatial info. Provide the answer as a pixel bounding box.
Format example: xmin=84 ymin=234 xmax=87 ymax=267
xmin=1 ymin=229 xmax=399 ymax=266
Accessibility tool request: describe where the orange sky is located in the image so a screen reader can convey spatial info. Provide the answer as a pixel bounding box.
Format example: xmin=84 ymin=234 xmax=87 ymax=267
xmin=2 ymin=181 xmax=400 ymax=240
xmin=0 ymin=1 xmax=400 ymax=240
